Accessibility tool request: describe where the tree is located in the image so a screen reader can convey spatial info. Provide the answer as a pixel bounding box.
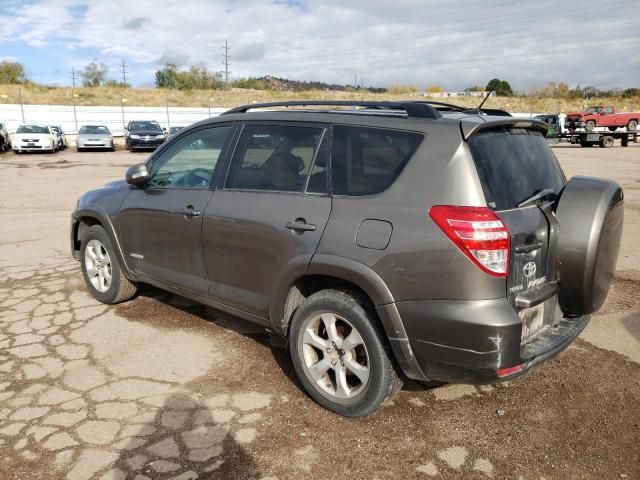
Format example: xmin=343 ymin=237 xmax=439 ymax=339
xmin=622 ymin=88 xmax=640 ymax=98
xmin=80 ymin=61 xmax=108 ymax=87
xmin=464 ymin=85 xmax=485 ymax=93
xmin=155 ymin=64 xmax=179 ymax=89
xmin=104 ymin=79 xmax=130 ymax=88
xmin=0 ymin=60 xmax=27 ymax=84
xmin=425 ymin=85 xmax=444 ymax=93
xmin=486 ymin=78 xmax=513 ymax=96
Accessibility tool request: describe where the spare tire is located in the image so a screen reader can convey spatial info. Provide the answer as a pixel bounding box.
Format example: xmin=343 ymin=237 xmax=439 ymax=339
xmin=555 ymin=176 xmax=624 ymax=316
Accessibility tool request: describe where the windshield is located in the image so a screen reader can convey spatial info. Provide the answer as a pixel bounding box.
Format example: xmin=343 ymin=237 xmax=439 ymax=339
xmin=130 ymin=121 xmax=162 ymax=132
xmin=16 ymin=125 xmax=49 ymax=134
xmin=585 ymin=106 xmax=602 ymax=113
xmin=79 ymin=126 xmax=110 ymax=135
xmin=468 ymin=128 xmax=566 ymax=210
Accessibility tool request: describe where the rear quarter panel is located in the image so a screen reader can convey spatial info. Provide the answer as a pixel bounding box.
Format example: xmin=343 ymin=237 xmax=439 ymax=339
xmin=316 ymin=121 xmax=507 ymax=302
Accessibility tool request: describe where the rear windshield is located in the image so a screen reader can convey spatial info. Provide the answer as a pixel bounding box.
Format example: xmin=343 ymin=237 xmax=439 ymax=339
xmin=468 ymin=128 xmax=566 ymax=210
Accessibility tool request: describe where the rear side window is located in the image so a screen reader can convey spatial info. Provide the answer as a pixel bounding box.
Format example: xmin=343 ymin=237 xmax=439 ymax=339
xmin=226 ymin=125 xmax=324 ymax=192
xmin=332 ymin=125 xmax=423 ymax=196
xmin=468 ymin=128 xmax=566 ymax=210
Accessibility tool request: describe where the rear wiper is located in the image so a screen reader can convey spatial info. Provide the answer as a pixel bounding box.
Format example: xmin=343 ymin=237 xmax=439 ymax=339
xmin=517 ymin=188 xmax=557 ymax=208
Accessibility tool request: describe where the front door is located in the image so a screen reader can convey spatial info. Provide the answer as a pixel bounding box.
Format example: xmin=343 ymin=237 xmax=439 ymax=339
xmin=119 ymin=124 xmax=234 ymax=294
xmin=203 ymin=123 xmax=332 ymax=322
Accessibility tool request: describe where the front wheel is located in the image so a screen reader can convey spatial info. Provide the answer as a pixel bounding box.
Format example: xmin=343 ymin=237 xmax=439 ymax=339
xmin=627 ymin=120 xmax=638 ymax=131
xmin=80 ymin=225 xmax=137 ymax=304
xmin=289 ymin=290 xmax=402 ymax=417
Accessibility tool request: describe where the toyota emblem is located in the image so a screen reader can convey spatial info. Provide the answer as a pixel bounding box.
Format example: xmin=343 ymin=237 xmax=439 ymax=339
xmin=523 ymin=261 xmax=537 ymax=278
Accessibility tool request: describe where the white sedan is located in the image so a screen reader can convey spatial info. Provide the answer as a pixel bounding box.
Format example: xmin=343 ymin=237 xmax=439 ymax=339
xmin=11 ymin=124 xmax=60 ymax=153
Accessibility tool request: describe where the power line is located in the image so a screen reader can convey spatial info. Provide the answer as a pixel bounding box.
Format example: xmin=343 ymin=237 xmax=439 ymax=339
xmin=222 ymin=39 xmax=231 ymax=84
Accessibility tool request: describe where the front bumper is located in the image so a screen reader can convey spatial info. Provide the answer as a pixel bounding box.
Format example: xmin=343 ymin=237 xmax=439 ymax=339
xmin=395 ymin=298 xmax=590 ymax=383
xmin=129 ymin=138 xmax=165 ymax=148
xmin=77 ymin=141 xmax=113 ymax=149
xmin=14 ymin=144 xmax=54 ymax=151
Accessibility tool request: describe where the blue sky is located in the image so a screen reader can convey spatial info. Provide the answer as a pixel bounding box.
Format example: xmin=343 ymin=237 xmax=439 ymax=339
xmin=1 ymin=0 xmax=639 ymax=91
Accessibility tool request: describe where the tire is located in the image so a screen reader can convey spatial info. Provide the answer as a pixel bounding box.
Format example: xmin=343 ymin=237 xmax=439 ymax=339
xmin=608 ymin=127 xmax=617 ymax=132
xmin=627 ymin=120 xmax=638 ymax=131
xmin=599 ymin=136 xmax=614 ymax=148
xmin=80 ymin=225 xmax=137 ymax=304
xmin=289 ymin=289 xmax=402 ymax=417
xmin=585 ymin=120 xmax=596 ymax=132
xmin=555 ymin=176 xmax=624 ymax=316
xmin=77 ymin=147 xmax=83 ymax=152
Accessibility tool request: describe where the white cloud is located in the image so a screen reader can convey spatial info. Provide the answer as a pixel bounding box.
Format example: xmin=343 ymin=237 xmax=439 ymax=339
xmin=1 ymin=0 xmax=639 ymax=89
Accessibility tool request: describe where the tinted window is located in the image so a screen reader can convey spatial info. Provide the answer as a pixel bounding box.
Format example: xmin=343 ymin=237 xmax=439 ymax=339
xmin=306 ymin=134 xmax=329 ymax=194
xmin=148 ymin=126 xmax=231 ymax=189
xmin=332 ymin=126 xmax=423 ymax=196
xmin=468 ymin=128 xmax=566 ymax=210
xmin=226 ymin=125 xmax=323 ymax=192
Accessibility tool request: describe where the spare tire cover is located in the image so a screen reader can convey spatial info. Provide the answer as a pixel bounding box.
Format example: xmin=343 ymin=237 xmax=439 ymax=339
xmin=555 ymin=176 xmax=624 ymax=315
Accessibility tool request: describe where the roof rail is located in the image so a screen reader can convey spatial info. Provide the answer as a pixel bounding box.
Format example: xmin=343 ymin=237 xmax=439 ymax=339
xmin=222 ymin=100 xmax=442 ymax=120
xmin=410 ymin=100 xmax=512 ymax=117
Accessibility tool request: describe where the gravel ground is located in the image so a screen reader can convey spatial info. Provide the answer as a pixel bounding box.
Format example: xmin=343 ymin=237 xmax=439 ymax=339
xmin=0 ymin=143 xmax=639 ymax=480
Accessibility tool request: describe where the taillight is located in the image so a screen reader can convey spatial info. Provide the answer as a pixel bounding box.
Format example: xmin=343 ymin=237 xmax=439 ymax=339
xmin=429 ymin=205 xmax=510 ymax=277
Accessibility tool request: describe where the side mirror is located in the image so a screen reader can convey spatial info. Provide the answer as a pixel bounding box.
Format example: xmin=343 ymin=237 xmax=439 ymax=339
xmin=126 ymin=163 xmax=149 ymax=186
xmin=600 ymin=111 xmax=606 ymax=115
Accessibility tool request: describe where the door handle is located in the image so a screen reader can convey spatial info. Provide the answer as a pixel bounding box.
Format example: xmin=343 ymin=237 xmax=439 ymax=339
xmin=178 ymin=206 xmax=201 ymax=219
xmin=514 ymin=240 xmax=543 ymax=253
xmin=285 ymin=220 xmax=316 ymax=232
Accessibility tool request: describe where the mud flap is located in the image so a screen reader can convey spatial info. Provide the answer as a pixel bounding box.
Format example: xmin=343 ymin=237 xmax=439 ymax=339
xmin=555 ymin=176 xmax=624 ymax=315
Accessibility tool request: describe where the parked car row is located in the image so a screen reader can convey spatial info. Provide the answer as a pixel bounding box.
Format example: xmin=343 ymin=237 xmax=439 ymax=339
xmin=1 ymin=121 xmax=188 ymax=154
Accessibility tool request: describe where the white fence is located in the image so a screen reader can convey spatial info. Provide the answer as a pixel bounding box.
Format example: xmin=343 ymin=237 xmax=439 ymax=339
xmin=0 ymin=104 xmax=228 ymax=135
xmin=0 ymin=103 xmax=546 ymax=135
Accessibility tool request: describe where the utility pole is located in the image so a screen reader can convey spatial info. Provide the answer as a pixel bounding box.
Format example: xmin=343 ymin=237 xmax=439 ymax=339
xmin=18 ymin=88 xmax=25 ymax=123
xmin=120 ymin=59 xmax=128 ymax=86
xmin=353 ymin=74 xmax=358 ymax=89
xmin=222 ymin=39 xmax=230 ymax=84
xmin=70 ymin=68 xmax=78 ymax=131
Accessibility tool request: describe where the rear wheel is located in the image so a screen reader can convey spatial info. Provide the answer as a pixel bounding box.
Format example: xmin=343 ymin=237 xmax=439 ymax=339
xmin=627 ymin=120 xmax=638 ymax=131
xmin=599 ymin=136 xmax=614 ymax=148
xmin=80 ymin=225 xmax=137 ymax=304
xmin=289 ymin=289 xmax=402 ymax=417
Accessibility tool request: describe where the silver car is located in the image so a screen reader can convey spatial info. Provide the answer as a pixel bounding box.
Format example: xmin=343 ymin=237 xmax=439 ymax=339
xmin=76 ymin=125 xmax=114 ymax=151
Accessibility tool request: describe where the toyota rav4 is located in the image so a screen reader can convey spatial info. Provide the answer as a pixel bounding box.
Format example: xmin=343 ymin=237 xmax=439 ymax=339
xmin=70 ymin=101 xmax=623 ymax=417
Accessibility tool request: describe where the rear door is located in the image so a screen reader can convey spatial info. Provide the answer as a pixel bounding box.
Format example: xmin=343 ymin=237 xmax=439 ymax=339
xmin=468 ymin=127 xmax=566 ymax=341
xmin=203 ymin=122 xmax=331 ymax=322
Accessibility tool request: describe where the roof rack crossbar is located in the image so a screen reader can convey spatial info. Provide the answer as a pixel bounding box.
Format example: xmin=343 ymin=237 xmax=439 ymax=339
xmin=408 ymin=100 xmax=512 ymax=117
xmin=222 ymin=100 xmax=442 ymax=120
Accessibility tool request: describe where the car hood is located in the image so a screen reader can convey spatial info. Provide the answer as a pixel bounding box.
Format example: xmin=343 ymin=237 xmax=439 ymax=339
xmin=78 ymin=133 xmax=112 ymax=139
xmin=130 ymin=130 xmax=164 ymax=136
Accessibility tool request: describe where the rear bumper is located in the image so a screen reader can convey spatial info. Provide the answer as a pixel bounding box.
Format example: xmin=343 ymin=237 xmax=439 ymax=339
xmin=392 ymin=298 xmax=590 ymax=383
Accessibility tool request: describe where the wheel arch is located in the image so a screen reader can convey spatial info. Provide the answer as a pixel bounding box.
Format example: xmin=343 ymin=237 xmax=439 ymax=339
xmin=271 ymin=254 xmax=395 ymax=335
xmin=73 ymin=209 xmax=133 ymax=278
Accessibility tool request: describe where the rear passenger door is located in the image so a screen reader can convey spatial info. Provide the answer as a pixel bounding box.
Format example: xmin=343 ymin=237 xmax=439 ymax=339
xmin=203 ymin=123 xmax=331 ymax=322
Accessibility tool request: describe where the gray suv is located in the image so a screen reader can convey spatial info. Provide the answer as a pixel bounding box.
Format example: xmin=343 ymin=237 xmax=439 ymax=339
xmin=71 ymin=101 xmax=623 ymax=417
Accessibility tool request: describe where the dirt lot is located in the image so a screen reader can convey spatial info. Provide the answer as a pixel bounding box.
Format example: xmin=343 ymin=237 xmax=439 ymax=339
xmin=0 ymin=143 xmax=639 ymax=480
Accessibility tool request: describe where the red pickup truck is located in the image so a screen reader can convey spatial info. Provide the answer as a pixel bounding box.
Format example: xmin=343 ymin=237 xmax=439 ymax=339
xmin=565 ymin=106 xmax=639 ymax=132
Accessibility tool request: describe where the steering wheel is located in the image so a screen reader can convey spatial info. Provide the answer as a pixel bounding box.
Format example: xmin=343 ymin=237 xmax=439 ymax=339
xmin=176 ymin=168 xmax=213 ymax=188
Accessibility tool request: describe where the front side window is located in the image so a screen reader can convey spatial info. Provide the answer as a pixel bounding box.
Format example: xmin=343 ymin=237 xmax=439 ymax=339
xmin=332 ymin=125 xmax=423 ymax=196
xmin=226 ymin=125 xmax=324 ymax=192
xmin=603 ymin=107 xmax=613 ymax=114
xmin=148 ymin=126 xmax=232 ymax=189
